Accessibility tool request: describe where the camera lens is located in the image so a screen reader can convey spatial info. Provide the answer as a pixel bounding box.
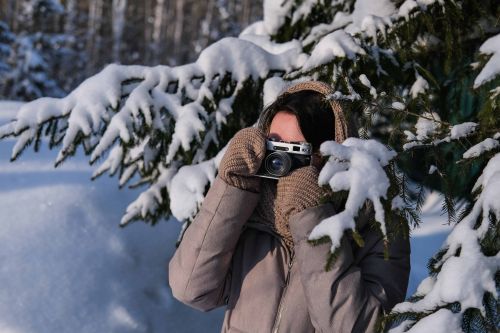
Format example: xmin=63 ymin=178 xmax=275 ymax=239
xmin=265 ymin=152 xmax=291 ymax=177
xmin=271 ymin=157 xmax=283 ymax=169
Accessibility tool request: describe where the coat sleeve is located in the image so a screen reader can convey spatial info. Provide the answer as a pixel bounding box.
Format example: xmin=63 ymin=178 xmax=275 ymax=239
xmin=168 ymin=176 xmax=260 ymax=312
xmin=288 ymin=202 xmax=411 ymax=333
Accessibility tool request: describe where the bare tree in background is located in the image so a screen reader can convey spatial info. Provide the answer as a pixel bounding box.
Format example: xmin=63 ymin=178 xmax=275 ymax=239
xmin=151 ymin=0 xmax=166 ymax=62
xmin=112 ymin=0 xmax=127 ymax=62
xmin=86 ymin=0 xmax=104 ymax=73
xmin=0 ymin=0 xmax=262 ymax=99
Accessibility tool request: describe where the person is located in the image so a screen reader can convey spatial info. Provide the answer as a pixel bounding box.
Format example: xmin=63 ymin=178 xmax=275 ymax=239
xmin=168 ymin=81 xmax=411 ymax=333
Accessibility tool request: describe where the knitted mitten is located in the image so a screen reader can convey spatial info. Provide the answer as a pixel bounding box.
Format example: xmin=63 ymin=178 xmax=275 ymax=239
xmin=218 ymin=127 xmax=267 ymax=193
xmin=275 ymin=165 xmax=326 ymax=220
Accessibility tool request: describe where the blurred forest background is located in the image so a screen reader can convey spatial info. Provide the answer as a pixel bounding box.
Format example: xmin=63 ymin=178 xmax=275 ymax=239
xmin=0 ymin=0 xmax=498 ymax=331
xmin=0 ymin=0 xmax=262 ymax=101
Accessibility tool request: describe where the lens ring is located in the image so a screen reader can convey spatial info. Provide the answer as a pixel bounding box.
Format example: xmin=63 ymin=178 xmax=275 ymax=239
xmin=265 ymin=152 xmax=292 ymax=177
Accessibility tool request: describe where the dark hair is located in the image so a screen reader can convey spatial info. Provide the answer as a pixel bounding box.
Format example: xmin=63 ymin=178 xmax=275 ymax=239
xmin=257 ymin=90 xmax=336 ymax=152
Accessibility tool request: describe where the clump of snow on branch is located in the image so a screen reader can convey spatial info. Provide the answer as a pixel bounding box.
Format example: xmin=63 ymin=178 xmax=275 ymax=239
xmin=311 ymin=138 xmax=397 ymax=252
xmin=291 ymin=0 xmax=320 ymax=25
xmin=121 ymin=141 xmax=228 ymax=226
xmin=394 ymin=308 xmax=462 ymax=333
xmin=398 ymin=1 xmax=420 ymax=21
xmin=473 ymin=33 xmax=500 ymax=88
xmin=345 ymin=0 xmax=395 ymax=35
xmin=397 ymin=0 xmax=446 ymax=21
xmin=389 ymin=153 xmax=500 ymax=331
xmin=428 ymin=165 xmax=438 ymax=175
xmin=462 ymin=138 xmax=499 ymax=159
xmin=449 ymin=122 xmax=478 ymax=140
xmin=121 ymin=164 xmax=177 ymax=226
xmin=262 ymin=77 xmax=288 ymax=106
xmin=415 ymin=112 xmax=441 ymax=140
xmin=261 ymin=0 xmax=294 ymax=36
xmin=410 ymin=72 xmax=430 ymax=98
xmin=301 ymin=30 xmax=366 ymax=72
xmin=403 ymin=113 xmax=440 ymax=150
xmin=403 ymin=117 xmax=480 ymax=151
xmin=359 ymin=74 xmax=378 ymax=98
xmin=168 ymin=159 xmax=217 ymax=222
xmin=392 ymin=101 xmax=405 ymax=110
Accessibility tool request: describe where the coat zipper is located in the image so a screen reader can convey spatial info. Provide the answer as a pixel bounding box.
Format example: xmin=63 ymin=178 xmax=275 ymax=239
xmin=271 ymin=250 xmax=295 ymax=333
xmin=245 ymin=221 xmax=296 ymax=333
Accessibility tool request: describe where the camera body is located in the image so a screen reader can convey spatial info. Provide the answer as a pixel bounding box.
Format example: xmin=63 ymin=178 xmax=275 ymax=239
xmin=255 ymin=139 xmax=312 ymax=180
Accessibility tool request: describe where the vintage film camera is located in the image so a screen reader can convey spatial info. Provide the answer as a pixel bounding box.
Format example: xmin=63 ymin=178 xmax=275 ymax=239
xmin=255 ymin=139 xmax=312 ymax=179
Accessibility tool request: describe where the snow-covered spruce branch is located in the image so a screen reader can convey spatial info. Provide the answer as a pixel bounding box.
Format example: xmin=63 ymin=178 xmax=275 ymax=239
xmin=385 ymin=153 xmax=500 ymax=332
xmin=0 ymin=37 xmax=305 ymax=163
xmin=0 ymin=0 xmax=498 ymax=231
xmin=396 ymin=30 xmax=500 ymax=156
xmin=402 ymin=113 xmax=500 ymax=160
xmin=402 ymin=114 xmax=478 ymax=150
xmin=120 ymin=145 xmax=230 ymax=226
xmin=291 ymin=0 xmax=500 ymax=122
xmin=461 ymin=134 xmax=500 ymax=160
xmin=0 ymin=37 xmax=306 ymax=224
xmin=311 ymin=137 xmax=401 ymax=255
xmin=285 ymin=0 xmax=455 ymax=79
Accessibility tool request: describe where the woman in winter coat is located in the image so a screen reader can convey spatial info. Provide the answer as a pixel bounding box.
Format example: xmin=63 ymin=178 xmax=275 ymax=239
xmin=168 ymin=81 xmax=411 ymax=333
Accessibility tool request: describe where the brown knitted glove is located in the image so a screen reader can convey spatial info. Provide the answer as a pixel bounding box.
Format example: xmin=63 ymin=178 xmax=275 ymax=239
xmin=218 ymin=127 xmax=267 ymax=193
xmin=275 ymin=165 xmax=327 ymax=219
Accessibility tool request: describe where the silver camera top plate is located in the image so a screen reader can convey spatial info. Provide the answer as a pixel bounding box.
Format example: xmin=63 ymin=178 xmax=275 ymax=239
xmin=265 ymin=139 xmax=312 ymax=156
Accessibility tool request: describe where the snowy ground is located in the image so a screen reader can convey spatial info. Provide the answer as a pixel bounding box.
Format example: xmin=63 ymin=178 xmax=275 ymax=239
xmin=0 ymin=101 xmax=453 ymax=332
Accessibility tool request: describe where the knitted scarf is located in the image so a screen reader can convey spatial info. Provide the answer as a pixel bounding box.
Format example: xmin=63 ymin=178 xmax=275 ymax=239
xmin=248 ymin=178 xmax=295 ymax=249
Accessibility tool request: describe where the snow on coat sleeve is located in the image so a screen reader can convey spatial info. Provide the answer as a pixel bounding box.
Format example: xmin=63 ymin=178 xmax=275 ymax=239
xmin=168 ymin=175 xmax=260 ymax=312
xmin=289 ymin=202 xmax=411 ymax=333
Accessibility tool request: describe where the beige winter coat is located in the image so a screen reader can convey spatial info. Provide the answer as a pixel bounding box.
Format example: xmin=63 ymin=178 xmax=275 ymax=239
xmin=168 ymin=175 xmax=411 ymax=333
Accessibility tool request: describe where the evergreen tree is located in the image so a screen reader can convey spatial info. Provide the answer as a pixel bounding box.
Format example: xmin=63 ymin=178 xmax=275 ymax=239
xmin=2 ymin=33 xmax=67 ymax=100
xmin=0 ymin=21 xmax=14 ymax=75
xmin=0 ymin=1 xmax=498 ymax=331
xmin=1 ymin=0 xmax=82 ymax=100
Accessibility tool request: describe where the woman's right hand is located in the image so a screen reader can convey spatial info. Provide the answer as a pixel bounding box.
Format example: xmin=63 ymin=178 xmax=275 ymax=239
xmin=217 ymin=127 xmax=267 ymax=193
